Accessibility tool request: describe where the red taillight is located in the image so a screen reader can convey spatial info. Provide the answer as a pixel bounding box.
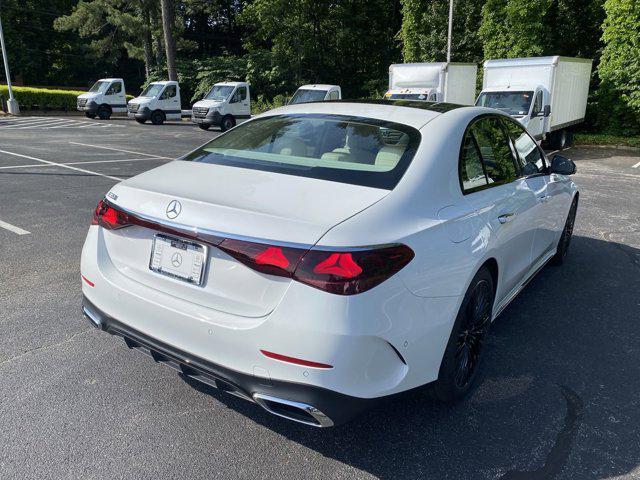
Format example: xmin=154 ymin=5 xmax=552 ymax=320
xmin=218 ymin=239 xmax=307 ymax=277
xmin=294 ymin=245 xmax=414 ymax=295
xmin=92 ymin=200 xmax=131 ymax=230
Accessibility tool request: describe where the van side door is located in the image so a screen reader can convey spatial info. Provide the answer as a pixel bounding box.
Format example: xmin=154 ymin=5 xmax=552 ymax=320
xmin=106 ymin=81 xmax=126 ymax=112
xmin=526 ymin=89 xmax=545 ymax=140
xmin=229 ymin=86 xmax=250 ymax=118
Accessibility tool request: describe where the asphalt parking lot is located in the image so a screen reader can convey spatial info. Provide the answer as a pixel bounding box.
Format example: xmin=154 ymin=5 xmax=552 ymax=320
xmin=1 ymin=115 xmax=639 ymax=480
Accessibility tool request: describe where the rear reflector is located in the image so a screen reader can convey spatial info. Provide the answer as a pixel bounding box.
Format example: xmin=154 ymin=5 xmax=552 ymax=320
xmin=90 ymin=199 xmax=414 ymax=295
xmin=260 ymin=350 xmax=333 ymax=369
xmin=81 ymin=275 xmax=94 ymax=287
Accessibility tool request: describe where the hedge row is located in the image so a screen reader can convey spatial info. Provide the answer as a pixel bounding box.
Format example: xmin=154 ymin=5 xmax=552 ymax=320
xmin=0 ymin=86 xmax=134 ymax=111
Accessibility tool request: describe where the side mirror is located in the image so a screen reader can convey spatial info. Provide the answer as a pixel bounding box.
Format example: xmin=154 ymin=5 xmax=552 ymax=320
xmin=550 ymin=154 xmax=576 ymax=175
xmin=543 ymin=104 xmax=551 ymax=117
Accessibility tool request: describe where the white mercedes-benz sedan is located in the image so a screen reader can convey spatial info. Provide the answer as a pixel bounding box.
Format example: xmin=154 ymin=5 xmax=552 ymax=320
xmin=81 ymin=100 xmax=578 ymax=427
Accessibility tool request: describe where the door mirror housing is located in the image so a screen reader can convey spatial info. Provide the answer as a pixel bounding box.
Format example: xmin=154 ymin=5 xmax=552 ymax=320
xmin=543 ymin=104 xmax=551 ymax=117
xmin=550 ymin=154 xmax=576 ymax=175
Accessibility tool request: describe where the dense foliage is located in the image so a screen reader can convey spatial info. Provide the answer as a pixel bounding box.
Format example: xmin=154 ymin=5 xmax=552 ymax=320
xmin=0 ymin=0 xmax=637 ymax=133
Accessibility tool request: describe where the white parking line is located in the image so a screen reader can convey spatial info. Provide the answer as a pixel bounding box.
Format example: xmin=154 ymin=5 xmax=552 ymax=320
xmin=68 ymin=141 xmax=173 ymax=159
xmin=0 ymin=219 xmax=30 ymax=235
xmin=0 ymin=149 xmax=123 ymax=181
xmin=0 ymin=118 xmax=67 ymax=128
xmin=0 ymin=117 xmax=124 ymax=129
xmin=0 ymin=157 xmax=166 ymax=170
xmin=8 ymin=119 xmax=73 ymax=129
xmin=632 ymin=160 xmax=640 ymax=169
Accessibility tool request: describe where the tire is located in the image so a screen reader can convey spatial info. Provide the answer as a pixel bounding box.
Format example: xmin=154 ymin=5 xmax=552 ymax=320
xmin=135 ymin=118 xmax=146 ymax=124
xmin=97 ymin=104 xmax=111 ymax=120
xmin=220 ymin=115 xmax=235 ymax=132
xmin=433 ymin=266 xmax=495 ymax=403
xmin=552 ymin=129 xmax=570 ymax=150
xmin=551 ymin=197 xmax=578 ymax=266
xmin=198 ymin=123 xmax=210 ymax=131
xmin=150 ymin=110 xmax=165 ymax=125
xmin=85 ymin=112 xmax=96 ymax=119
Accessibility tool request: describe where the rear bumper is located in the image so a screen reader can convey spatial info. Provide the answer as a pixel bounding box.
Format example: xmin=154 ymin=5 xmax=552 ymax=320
xmin=82 ymin=296 xmax=375 ymax=426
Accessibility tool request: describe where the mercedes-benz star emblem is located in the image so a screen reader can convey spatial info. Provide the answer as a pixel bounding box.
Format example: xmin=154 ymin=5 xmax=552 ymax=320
xmin=166 ymin=200 xmax=182 ymax=219
xmin=171 ymin=252 xmax=183 ymax=268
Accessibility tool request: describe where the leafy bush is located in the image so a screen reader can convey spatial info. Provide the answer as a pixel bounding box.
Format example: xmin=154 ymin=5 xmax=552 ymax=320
xmin=251 ymin=94 xmax=289 ymax=115
xmin=0 ymin=85 xmax=134 ymax=111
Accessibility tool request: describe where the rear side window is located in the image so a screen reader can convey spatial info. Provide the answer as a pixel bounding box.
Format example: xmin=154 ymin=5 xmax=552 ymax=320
xmin=470 ymin=117 xmax=518 ymax=186
xmin=460 ymin=135 xmax=488 ymax=192
xmin=182 ymin=114 xmax=421 ymax=190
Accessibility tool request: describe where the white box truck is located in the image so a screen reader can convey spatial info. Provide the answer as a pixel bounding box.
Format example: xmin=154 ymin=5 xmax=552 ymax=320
xmin=77 ymin=78 xmax=127 ymax=120
xmin=289 ymin=84 xmax=341 ymax=104
xmin=476 ymin=56 xmax=592 ymax=148
xmin=191 ymin=81 xmax=251 ymax=131
xmin=127 ymin=81 xmax=182 ymax=125
xmin=385 ymin=63 xmax=478 ymax=104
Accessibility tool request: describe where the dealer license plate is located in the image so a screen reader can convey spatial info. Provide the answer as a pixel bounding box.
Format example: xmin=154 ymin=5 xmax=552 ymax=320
xmin=149 ymin=234 xmax=207 ymax=286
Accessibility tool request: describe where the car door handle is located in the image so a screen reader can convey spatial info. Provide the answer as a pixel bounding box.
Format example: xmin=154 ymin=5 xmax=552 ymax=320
xmin=498 ymin=213 xmax=516 ymax=224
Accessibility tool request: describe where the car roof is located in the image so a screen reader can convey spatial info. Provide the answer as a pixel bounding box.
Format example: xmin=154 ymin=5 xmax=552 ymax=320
xmin=262 ymin=99 xmax=470 ymax=129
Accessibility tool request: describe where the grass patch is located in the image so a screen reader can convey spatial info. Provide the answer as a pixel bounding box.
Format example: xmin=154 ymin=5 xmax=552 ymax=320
xmin=574 ymin=133 xmax=640 ymax=148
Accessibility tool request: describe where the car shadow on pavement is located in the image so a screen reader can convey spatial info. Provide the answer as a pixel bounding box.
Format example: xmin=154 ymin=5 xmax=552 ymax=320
xmin=182 ymin=235 xmax=640 ymax=480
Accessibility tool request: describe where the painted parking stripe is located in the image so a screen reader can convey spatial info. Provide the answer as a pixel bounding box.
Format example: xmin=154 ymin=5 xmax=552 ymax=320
xmin=0 ymin=156 xmax=166 ymax=170
xmin=0 ymin=118 xmax=69 ymax=128
xmin=68 ymin=141 xmax=173 ymax=159
xmin=8 ymin=119 xmax=73 ymax=129
xmin=632 ymin=160 xmax=640 ymax=169
xmin=0 ymin=148 xmax=123 ymax=181
xmin=0 ymin=219 xmax=30 ymax=235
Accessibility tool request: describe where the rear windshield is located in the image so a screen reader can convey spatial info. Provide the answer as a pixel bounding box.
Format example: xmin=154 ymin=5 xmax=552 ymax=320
xmin=181 ymin=114 xmax=421 ymax=189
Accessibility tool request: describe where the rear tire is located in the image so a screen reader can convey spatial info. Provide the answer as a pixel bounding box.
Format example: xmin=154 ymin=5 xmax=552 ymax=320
xmin=150 ymin=110 xmax=165 ymax=125
xmin=198 ymin=123 xmax=210 ymax=131
xmin=85 ymin=112 xmax=96 ymax=119
xmin=220 ymin=115 xmax=235 ymax=132
xmin=551 ymin=197 xmax=578 ymax=266
xmin=97 ymin=104 xmax=111 ymax=120
xmin=433 ymin=266 xmax=495 ymax=404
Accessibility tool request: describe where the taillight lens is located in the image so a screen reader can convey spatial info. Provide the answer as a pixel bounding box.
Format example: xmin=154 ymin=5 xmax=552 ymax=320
xmin=92 ymin=200 xmax=131 ymax=230
xmin=218 ymin=238 xmax=307 ymax=277
xmin=294 ymin=245 xmax=414 ymax=295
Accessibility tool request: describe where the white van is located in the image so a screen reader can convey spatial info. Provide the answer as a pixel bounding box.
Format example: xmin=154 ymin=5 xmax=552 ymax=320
xmin=191 ymin=82 xmax=251 ymax=131
xmin=77 ymin=78 xmax=127 ymax=120
xmin=127 ymin=81 xmax=182 ymax=125
xmin=476 ymin=56 xmax=592 ymax=148
xmin=289 ymin=84 xmax=341 ymax=104
xmin=385 ymin=63 xmax=477 ymax=104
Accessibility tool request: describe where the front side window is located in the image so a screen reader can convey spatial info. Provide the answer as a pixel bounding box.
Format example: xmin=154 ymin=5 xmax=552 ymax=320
xmin=502 ymin=118 xmax=546 ymax=175
xmin=205 ymin=85 xmax=234 ymax=101
xmin=476 ymin=91 xmax=534 ymax=116
xmin=237 ymin=87 xmax=247 ymax=101
xmin=531 ymin=91 xmax=543 ymax=116
xmin=140 ymin=84 xmax=164 ymax=98
xmin=182 ymin=114 xmax=421 ymax=189
xmin=470 ymin=117 xmax=518 ymax=185
xmin=289 ymin=89 xmax=328 ymax=104
xmin=160 ymin=85 xmax=177 ymax=99
xmin=107 ymin=82 xmax=122 ymax=95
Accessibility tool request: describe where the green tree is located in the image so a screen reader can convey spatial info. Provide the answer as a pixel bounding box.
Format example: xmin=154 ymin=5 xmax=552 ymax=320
xmin=598 ymin=0 xmax=640 ymax=118
xmin=400 ymin=0 xmax=484 ymax=63
xmin=479 ymin=0 xmax=552 ymax=59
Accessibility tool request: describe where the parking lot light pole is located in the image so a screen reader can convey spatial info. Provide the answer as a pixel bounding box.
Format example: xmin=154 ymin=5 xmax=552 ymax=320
xmin=0 ymin=14 xmax=19 ymax=115
xmin=444 ymin=0 xmax=454 ymax=103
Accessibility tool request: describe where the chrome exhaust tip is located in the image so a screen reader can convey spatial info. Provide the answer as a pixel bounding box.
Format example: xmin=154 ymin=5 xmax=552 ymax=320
xmin=253 ymin=393 xmax=334 ymax=428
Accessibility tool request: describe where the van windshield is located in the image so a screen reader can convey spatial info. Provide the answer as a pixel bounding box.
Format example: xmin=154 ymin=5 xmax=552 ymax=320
xmin=88 ymin=81 xmax=108 ymax=93
xmin=140 ymin=84 xmax=164 ymax=98
xmin=206 ymin=85 xmax=234 ymax=101
xmin=289 ymin=89 xmax=328 ymax=104
xmin=477 ymin=91 xmax=534 ymax=116
xmin=386 ymin=93 xmax=428 ymax=101
xmin=181 ymin=114 xmax=421 ymax=190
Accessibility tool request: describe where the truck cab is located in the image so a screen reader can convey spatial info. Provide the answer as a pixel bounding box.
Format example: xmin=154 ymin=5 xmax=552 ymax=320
xmin=384 ymin=88 xmax=438 ymax=101
xmin=476 ymin=87 xmax=550 ymax=140
xmin=288 ymin=84 xmax=341 ymax=105
xmin=191 ymin=82 xmax=251 ymax=131
xmin=128 ymin=81 xmax=181 ymax=125
xmin=77 ymin=78 xmax=126 ymax=120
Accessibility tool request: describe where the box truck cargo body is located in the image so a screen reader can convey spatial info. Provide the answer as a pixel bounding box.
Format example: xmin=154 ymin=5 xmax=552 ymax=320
xmin=385 ymin=63 xmax=477 ymax=105
xmin=476 ymin=56 xmax=592 ymax=148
